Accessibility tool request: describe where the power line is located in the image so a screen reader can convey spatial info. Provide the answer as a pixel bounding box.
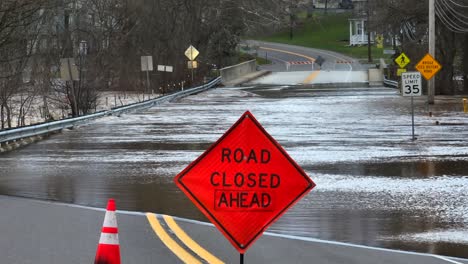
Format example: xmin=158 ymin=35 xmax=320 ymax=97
xmin=435 ymin=0 xmax=468 ymax=32
xmin=435 ymin=6 xmax=468 ymax=32
xmin=447 ymin=0 xmax=468 ymax=8
xmin=435 ymin=3 xmax=465 ymax=32
xmin=439 ymin=0 xmax=468 ymax=23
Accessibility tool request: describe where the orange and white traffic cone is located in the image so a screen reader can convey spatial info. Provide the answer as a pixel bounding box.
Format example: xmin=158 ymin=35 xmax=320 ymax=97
xmin=95 ymin=199 xmax=121 ymax=264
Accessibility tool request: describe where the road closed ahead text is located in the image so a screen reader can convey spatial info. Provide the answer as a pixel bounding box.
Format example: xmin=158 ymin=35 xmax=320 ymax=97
xmin=211 ymin=148 xmax=279 ymax=211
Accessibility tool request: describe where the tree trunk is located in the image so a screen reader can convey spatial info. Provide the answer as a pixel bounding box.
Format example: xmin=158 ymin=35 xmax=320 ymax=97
xmin=63 ymin=10 xmax=79 ymax=117
xmin=463 ymin=34 xmax=468 ymax=94
xmin=43 ymin=95 xmax=49 ymax=121
xmin=68 ymin=90 xmax=78 ymax=117
xmin=435 ymin=24 xmax=456 ymax=95
xmin=1 ymin=104 xmax=4 ymax=129
xmin=5 ymin=104 xmax=11 ymax=128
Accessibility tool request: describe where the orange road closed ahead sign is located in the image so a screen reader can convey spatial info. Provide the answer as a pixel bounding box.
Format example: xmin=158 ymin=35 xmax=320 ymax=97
xmin=175 ymin=111 xmax=315 ymax=253
xmin=416 ymin=53 xmax=442 ymax=80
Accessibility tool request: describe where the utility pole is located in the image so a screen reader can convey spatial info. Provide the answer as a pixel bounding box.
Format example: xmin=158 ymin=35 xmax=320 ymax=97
xmin=290 ymin=11 xmax=293 ymax=40
xmin=289 ymin=2 xmax=295 ymax=40
xmin=428 ymin=0 xmax=435 ymax=104
xmin=367 ymin=0 xmax=372 ymax=63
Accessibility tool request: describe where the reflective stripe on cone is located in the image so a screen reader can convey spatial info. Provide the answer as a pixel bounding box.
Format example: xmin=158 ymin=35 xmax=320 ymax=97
xmin=95 ymin=199 xmax=121 ymax=264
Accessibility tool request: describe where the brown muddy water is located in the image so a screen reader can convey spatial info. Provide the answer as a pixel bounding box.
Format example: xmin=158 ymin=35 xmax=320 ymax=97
xmin=1 ymin=87 xmax=468 ymax=258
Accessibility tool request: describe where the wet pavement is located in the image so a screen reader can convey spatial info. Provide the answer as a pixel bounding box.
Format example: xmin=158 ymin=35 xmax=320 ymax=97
xmin=0 ymin=86 xmax=467 ymax=258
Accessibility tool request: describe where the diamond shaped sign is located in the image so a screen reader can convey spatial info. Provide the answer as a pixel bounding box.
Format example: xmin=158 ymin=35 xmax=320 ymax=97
xmin=184 ymin=45 xmax=199 ymax=61
xmin=415 ymin=53 xmax=442 ymax=80
xmin=395 ymin=52 xmax=410 ymax=68
xmin=175 ymin=111 xmax=315 ymax=253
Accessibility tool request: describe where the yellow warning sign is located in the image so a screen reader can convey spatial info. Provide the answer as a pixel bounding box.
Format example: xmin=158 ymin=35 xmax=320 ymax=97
xmin=376 ymin=35 xmax=384 ymax=49
xmin=415 ymin=53 xmax=442 ymax=80
xmin=187 ymin=60 xmax=198 ymax=69
xmin=397 ymin=68 xmax=407 ymax=76
xmin=395 ymin=53 xmax=410 ymax=68
xmin=185 ymin=45 xmax=199 ymax=61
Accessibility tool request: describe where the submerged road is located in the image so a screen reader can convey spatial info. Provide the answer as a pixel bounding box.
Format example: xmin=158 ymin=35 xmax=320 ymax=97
xmin=2 ymin=195 xmax=467 ymax=264
xmin=1 ymin=43 xmax=468 ymax=263
xmin=1 ymin=86 xmax=468 ymax=263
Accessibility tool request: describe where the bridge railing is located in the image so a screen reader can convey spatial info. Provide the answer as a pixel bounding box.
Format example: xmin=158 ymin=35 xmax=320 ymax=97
xmin=0 ymin=77 xmax=221 ymax=144
xmin=383 ymin=77 xmax=398 ymax=88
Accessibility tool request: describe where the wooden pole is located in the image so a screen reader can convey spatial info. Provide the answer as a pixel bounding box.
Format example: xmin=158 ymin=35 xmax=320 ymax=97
xmin=428 ymin=0 xmax=435 ymax=104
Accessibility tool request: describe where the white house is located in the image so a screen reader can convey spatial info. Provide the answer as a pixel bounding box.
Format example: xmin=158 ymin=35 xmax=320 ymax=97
xmin=348 ymin=0 xmax=374 ymax=46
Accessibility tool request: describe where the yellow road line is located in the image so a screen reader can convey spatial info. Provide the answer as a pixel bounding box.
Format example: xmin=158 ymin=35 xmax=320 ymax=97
xmin=163 ymin=215 xmax=224 ymax=264
xmin=302 ymin=71 xmax=321 ymax=84
xmin=260 ymin=46 xmax=316 ymax=62
xmin=260 ymin=46 xmax=320 ymax=84
xmin=146 ymin=213 xmax=202 ymax=264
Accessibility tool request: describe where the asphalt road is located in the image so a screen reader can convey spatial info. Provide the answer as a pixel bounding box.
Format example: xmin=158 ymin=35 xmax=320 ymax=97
xmin=246 ymin=41 xmax=368 ymax=72
xmin=2 ymin=195 xmax=467 ymax=264
xmin=245 ymin=41 xmax=370 ymax=85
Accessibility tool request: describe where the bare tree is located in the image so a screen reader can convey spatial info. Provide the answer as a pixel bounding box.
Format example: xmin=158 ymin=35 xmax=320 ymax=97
xmin=0 ymin=0 xmax=301 ymax=128
xmin=371 ymin=0 xmax=467 ymax=95
xmin=0 ymin=0 xmax=46 ymax=128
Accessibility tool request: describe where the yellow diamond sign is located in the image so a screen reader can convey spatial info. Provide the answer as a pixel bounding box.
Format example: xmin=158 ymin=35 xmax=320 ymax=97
xmin=395 ymin=53 xmax=410 ymax=68
xmin=185 ymin=45 xmax=199 ymax=61
xmin=415 ymin=53 xmax=442 ymax=80
xmin=397 ymin=68 xmax=407 ymax=76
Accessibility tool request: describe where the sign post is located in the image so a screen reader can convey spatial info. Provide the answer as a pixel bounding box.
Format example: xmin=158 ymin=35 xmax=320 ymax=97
xmin=60 ymin=58 xmax=79 ymax=116
xmin=175 ymin=111 xmax=315 ymax=263
xmin=376 ymin=34 xmax=384 ymax=49
xmin=185 ymin=45 xmax=200 ymax=82
xmin=141 ymin=56 xmax=153 ymax=99
xmin=401 ymin=72 xmax=422 ymax=141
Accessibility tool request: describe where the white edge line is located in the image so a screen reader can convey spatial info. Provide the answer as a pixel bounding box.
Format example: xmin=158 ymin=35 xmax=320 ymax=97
xmin=0 ymin=195 xmax=147 ymax=216
xmin=169 ymin=214 xmax=467 ymax=263
xmin=264 ymin=232 xmax=465 ymax=264
xmin=433 ymin=256 xmax=465 ymax=264
xmin=4 ymin=195 xmax=466 ymax=263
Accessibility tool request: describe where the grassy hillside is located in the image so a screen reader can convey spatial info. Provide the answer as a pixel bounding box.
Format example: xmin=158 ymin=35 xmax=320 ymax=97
xmin=256 ymin=12 xmax=389 ymax=61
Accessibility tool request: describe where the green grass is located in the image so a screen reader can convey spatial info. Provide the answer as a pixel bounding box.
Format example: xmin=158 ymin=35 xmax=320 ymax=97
xmin=256 ymin=56 xmax=271 ymax=65
xmin=254 ymin=12 xmax=391 ymax=61
xmin=237 ymin=49 xmax=271 ymax=65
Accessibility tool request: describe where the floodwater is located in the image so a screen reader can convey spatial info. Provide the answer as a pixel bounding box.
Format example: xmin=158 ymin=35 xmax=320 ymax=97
xmin=1 ymin=86 xmax=468 ymax=258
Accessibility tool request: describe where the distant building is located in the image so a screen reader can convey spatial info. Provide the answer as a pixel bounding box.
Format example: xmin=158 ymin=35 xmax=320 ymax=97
xmin=348 ymin=0 xmax=374 ymax=46
xmin=310 ymin=0 xmax=354 ymax=9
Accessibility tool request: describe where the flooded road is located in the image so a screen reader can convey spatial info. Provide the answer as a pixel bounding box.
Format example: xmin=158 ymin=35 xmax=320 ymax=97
xmin=1 ymin=86 xmax=468 ymax=258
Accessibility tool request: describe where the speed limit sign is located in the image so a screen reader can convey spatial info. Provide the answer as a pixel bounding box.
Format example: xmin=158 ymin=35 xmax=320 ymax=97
xmin=401 ymin=72 xmax=422 ymax=96
xmin=401 ymin=72 xmax=422 ymax=141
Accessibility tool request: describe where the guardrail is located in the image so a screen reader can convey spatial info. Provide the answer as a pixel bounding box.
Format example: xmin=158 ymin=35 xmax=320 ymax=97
xmin=110 ymin=77 xmax=221 ymax=116
xmin=383 ymin=77 xmax=398 ymax=88
xmin=0 ymin=77 xmax=221 ymax=144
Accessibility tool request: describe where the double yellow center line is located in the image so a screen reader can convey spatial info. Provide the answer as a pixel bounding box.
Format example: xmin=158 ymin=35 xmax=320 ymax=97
xmin=260 ymin=46 xmax=321 ymax=84
xmin=146 ymin=213 xmax=224 ymax=264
